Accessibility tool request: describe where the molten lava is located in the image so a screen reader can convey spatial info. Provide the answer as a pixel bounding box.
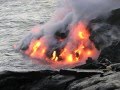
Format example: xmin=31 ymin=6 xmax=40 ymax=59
xmin=23 ymin=22 xmax=99 ymax=64
xmin=52 ymin=51 xmax=58 ymax=61
xmin=25 ymin=39 xmax=47 ymax=59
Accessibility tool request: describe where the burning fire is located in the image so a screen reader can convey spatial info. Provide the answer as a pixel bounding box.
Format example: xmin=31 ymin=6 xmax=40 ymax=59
xmin=21 ymin=22 xmax=99 ymax=64
xmin=25 ymin=39 xmax=47 ymax=59
xmin=51 ymin=51 xmax=58 ymax=61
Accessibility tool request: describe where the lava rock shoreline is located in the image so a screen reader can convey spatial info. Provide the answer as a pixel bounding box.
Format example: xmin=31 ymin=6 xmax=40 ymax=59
xmin=0 ymin=68 xmax=120 ymax=90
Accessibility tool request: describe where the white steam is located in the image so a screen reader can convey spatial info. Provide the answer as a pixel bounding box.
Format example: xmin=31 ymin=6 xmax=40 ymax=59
xmin=15 ymin=0 xmax=120 ymax=68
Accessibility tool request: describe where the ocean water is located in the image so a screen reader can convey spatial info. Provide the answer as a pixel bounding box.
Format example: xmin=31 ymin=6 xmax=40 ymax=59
xmin=0 ymin=0 xmax=57 ymax=72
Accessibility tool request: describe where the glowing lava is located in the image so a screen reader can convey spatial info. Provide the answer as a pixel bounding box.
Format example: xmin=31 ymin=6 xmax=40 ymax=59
xmin=22 ymin=22 xmax=99 ymax=64
xmin=52 ymin=51 xmax=58 ymax=61
xmin=30 ymin=40 xmax=41 ymax=57
xmin=25 ymin=39 xmax=47 ymax=59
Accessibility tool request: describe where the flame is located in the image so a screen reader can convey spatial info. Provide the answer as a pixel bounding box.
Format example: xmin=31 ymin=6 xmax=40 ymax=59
xmin=87 ymin=50 xmax=92 ymax=56
xmin=52 ymin=51 xmax=58 ymax=61
xmin=67 ymin=54 xmax=73 ymax=63
xmin=78 ymin=32 xmax=85 ymax=39
xmin=31 ymin=41 xmax=41 ymax=57
xmin=22 ymin=21 xmax=99 ymax=65
xmin=25 ymin=39 xmax=47 ymax=59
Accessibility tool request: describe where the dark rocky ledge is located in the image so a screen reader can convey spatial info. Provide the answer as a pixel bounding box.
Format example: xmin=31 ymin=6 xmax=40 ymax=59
xmin=0 ymin=69 xmax=120 ymax=90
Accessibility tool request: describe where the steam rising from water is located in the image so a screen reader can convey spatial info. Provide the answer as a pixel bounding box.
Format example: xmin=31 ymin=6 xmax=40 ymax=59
xmin=15 ymin=0 xmax=120 ymax=68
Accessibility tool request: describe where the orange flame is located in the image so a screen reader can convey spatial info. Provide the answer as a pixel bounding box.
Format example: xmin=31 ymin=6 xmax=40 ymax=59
xmin=87 ymin=50 xmax=92 ymax=56
xmin=30 ymin=41 xmax=41 ymax=57
xmin=25 ymin=39 xmax=47 ymax=59
xmin=67 ymin=54 xmax=73 ymax=63
xmin=78 ymin=32 xmax=85 ymax=39
xmin=52 ymin=51 xmax=58 ymax=61
xmin=23 ymin=22 xmax=99 ymax=65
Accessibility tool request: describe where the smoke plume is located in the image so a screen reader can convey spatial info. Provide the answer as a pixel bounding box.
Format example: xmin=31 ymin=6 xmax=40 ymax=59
xmin=15 ymin=0 xmax=120 ymax=68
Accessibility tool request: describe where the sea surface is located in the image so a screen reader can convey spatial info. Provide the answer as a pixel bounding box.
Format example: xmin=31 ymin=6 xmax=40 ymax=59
xmin=0 ymin=0 xmax=57 ymax=72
